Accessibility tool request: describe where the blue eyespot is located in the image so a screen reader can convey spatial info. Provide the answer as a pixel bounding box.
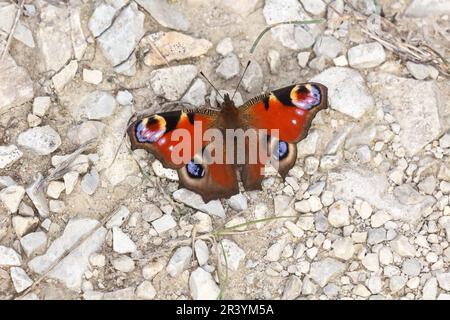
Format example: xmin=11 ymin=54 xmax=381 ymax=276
xmin=186 ymin=160 xmax=205 ymax=179
xmin=273 ymin=141 xmax=289 ymax=160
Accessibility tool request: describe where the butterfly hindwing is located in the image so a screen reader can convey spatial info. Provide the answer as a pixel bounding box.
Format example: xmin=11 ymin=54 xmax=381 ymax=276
xmin=128 ymin=108 xmax=239 ymax=201
xmin=239 ymin=83 xmax=328 ymax=189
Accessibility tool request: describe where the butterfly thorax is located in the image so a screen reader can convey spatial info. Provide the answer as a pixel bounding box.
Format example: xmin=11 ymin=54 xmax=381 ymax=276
xmin=217 ymin=93 xmax=240 ymax=130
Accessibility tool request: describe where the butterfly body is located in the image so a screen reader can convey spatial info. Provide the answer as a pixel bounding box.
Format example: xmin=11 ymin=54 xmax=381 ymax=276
xmin=128 ymin=83 xmax=328 ymax=202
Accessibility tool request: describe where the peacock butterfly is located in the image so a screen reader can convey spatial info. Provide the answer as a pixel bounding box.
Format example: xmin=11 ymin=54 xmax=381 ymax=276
xmin=127 ymin=82 xmax=328 ymax=202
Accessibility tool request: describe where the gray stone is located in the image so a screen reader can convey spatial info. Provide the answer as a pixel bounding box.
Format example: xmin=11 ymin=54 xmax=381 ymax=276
xmin=150 ymin=65 xmax=198 ymax=101
xmin=228 ymin=193 xmax=248 ymax=212
xmin=368 ymin=73 xmax=442 ymax=156
xmin=0 ymin=53 xmax=34 ymax=113
xmin=406 ymin=62 xmax=438 ymax=80
xmin=348 ymin=42 xmax=386 ymax=69
xmin=106 ymin=206 xmax=130 ymax=228
xmin=309 ymin=258 xmax=346 ymax=287
xmin=328 ymin=166 xmax=436 ymax=223
xmin=282 ymin=275 xmax=302 ymax=300
xmin=136 ymin=281 xmax=156 ymax=300
xmin=112 ymin=255 xmax=135 ymax=272
xmin=220 ymin=239 xmax=246 ymax=271
xmin=77 ymin=91 xmax=117 ymax=120
xmin=136 ymin=0 xmax=190 ymax=31
xmin=216 ymin=37 xmax=234 ymax=56
xmin=263 ymin=0 xmax=319 ymax=50
xmin=112 ymin=227 xmax=136 ymax=254
xmin=300 ymin=0 xmax=327 ymax=15
xmin=216 ymin=53 xmax=240 ymax=80
xmin=166 ymin=246 xmax=192 ymax=277
xmin=313 ymin=36 xmax=343 ymax=59
xmin=311 ymin=67 xmax=374 ymax=119
xmin=88 ymin=2 xmax=120 ymax=37
xmin=0 ymin=246 xmax=22 ymax=266
xmin=0 ymin=145 xmax=22 ymax=169
xmin=194 ymin=239 xmax=209 ymax=266
xmin=97 ymin=3 xmax=145 ymax=66
xmin=0 ymin=4 xmax=35 ymax=48
xmin=182 ymin=79 xmax=207 ymax=107
xmin=28 ymin=218 xmax=106 ymax=292
xmin=10 ymin=267 xmax=33 ymax=293
xmin=81 ymin=169 xmax=100 ymax=195
xmin=437 ymin=273 xmax=450 ymax=291
xmin=173 ymin=188 xmax=225 ymax=218
xmin=151 ymin=215 xmax=177 ymax=234
xmin=189 ymin=267 xmax=220 ymax=300
xmin=17 ymin=126 xmax=61 ymax=156
xmin=402 ymin=258 xmax=421 ymax=277
xmin=36 ymin=1 xmax=72 ymax=72
xmin=52 ymin=60 xmax=78 ymax=91
xmin=1 ymin=185 xmax=25 ymax=215
xmin=242 ymin=60 xmax=263 ymax=92
xmin=67 ymin=121 xmax=106 ymax=145
xmin=405 ymin=0 xmax=450 ymax=17
xmin=20 ymin=231 xmax=47 ymax=257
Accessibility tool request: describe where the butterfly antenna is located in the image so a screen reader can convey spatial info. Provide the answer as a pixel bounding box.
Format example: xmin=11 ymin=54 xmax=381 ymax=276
xmin=232 ymin=60 xmax=251 ymax=100
xmin=200 ymin=71 xmax=224 ymax=99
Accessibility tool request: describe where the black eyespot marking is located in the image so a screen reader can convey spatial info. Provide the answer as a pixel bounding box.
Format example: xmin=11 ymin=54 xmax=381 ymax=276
xmin=163 ymin=111 xmax=183 ymax=132
xmin=273 ymin=140 xmax=289 ymax=160
xmin=274 ymin=86 xmax=295 ymax=107
xmin=298 ymin=85 xmax=309 ymax=93
xmin=186 ymin=160 xmax=205 ymax=179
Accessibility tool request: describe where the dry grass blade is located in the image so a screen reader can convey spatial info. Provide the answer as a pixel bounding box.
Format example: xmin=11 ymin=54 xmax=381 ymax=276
xmin=250 ymin=19 xmax=325 ymax=54
xmin=0 ymin=0 xmax=25 ymax=62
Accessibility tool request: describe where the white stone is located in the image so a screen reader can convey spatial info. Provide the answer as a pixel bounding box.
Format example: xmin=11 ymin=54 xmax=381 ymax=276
xmin=371 ymin=211 xmax=391 ymax=228
xmin=355 ymin=200 xmax=373 ymax=219
xmin=136 ymin=0 xmax=190 ymax=31
xmin=81 ymin=169 xmax=100 ymax=195
xmin=311 ymin=67 xmax=374 ymax=119
xmin=136 ymin=281 xmax=156 ymax=300
xmin=151 ymin=215 xmax=177 ymax=234
xmin=405 ymin=0 xmax=450 ymax=17
xmin=348 ymin=42 xmax=386 ymax=69
xmin=309 ymin=258 xmax=346 ymax=287
xmin=268 ymin=49 xmax=281 ymax=74
xmin=12 ymin=216 xmax=38 ymax=237
xmin=328 ymin=201 xmax=350 ymax=227
xmin=52 ymin=60 xmax=78 ymax=91
xmin=10 ymin=267 xmax=33 ymax=293
xmin=220 ymin=239 xmax=246 ymax=271
xmin=422 ymin=277 xmax=438 ymax=300
xmin=0 ymin=185 xmax=25 ymax=213
xmin=28 ymin=218 xmax=106 ymax=292
xmin=194 ymin=239 xmax=209 ymax=266
xmin=332 ymin=237 xmax=354 ymax=260
xmin=0 ymin=246 xmax=22 ymax=266
xmin=189 ymin=267 xmax=220 ymax=300
xmin=0 ymin=53 xmax=34 ymax=113
xmin=437 ymin=273 xmax=450 ymax=291
xmin=297 ymin=51 xmax=311 ymax=68
xmin=362 ymin=253 xmax=380 ymax=272
xmin=166 ymin=246 xmax=192 ymax=277
xmin=112 ymin=255 xmax=135 ymax=272
xmin=83 ymin=69 xmax=103 ymax=85
xmin=228 ymin=194 xmax=248 ymax=212
xmin=242 ymin=60 xmax=263 ymax=92
xmin=142 ymin=260 xmax=165 ymax=280
xmin=368 ymin=73 xmax=442 ymax=156
xmin=32 ymin=96 xmax=51 ymax=117
xmin=77 ymin=91 xmax=117 ymax=120
xmin=216 ymin=37 xmax=233 ymax=56
xmin=116 ymin=90 xmax=134 ymax=106
xmin=192 ymin=211 xmax=213 ymax=233
xmin=20 ymin=231 xmax=47 ymax=257
xmin=263 ymin=0 xmax=318 ymax=50
xmin=113 ymin=227 xmax=137 ymax=254
xmin=390 ymin=235 xmax=416 ymax=257
xmin=216 ymin=53 xmax=240 ymax=80
xmin=63 ymin=171 xmax=79 ymax=195
xmin=47 ymin=181 xmax=65 ymax=199
xmin=17 ymin=126 xmax=61 ymax=156
xmin=106 ymin=206 xmax=130 ymax=228
xmin=89 ymin=253 xmax=106 ymax=268
xmin=97 ymin=3 xmax=145 ymax=66
xmin=313 ymin=36 xmax=343 ymax=59
xmin=300 ymin=0 xmax=326 ymax=15
xmin=173 ymin=188 xmax=225 ymax=218
xmin=181 ymin=79 xmax=207 ymax=107
xmin=151 ymin=160 xmax=179 ymax=181
xmin=150 ymin=65 xmax=198 ymax=101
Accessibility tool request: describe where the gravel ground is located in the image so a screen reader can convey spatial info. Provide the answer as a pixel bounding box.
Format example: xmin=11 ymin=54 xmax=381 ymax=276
xmin=0 ymin=0 xmax=450 ymax=300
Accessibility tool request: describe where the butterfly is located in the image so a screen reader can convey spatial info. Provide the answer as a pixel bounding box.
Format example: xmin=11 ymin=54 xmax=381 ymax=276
xmin=127 ymin=82 xmax=328 ymax=202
